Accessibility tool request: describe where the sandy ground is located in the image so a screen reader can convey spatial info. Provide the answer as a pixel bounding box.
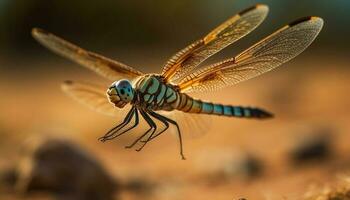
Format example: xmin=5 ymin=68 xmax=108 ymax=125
xmin=0 ymin=53 xmax=349 ymax=200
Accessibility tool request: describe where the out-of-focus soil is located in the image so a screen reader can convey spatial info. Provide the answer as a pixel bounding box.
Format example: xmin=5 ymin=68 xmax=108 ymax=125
xmin=0 ymin=54 xmax=349 ymax=200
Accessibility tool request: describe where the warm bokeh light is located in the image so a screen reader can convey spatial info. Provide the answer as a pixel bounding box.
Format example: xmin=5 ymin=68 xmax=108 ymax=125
xmin=0 ymin=1 xmax=349 ymax=200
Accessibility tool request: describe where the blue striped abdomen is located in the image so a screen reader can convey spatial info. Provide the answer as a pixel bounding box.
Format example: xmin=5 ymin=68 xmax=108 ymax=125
xmin=176 ymin=93 xmax=273 ymax=119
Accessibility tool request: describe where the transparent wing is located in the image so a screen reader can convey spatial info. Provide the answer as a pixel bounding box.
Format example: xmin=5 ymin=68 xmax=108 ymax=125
xmin=161 ymin=4 xmax=269 ymax=83
xmin=61 ymin=80 xmax=129 ymax=116
xmin=178 ymin=17 xmax=324 ymax=93
xmin=32 ymin=28 xmax=144 ymax=80
xmin=158 ymin=110 xmax=212 ymax=139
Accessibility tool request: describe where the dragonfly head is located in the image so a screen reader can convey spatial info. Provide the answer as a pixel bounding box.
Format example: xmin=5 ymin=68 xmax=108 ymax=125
xmin=107 ymin=79 xmax=134 ymax=108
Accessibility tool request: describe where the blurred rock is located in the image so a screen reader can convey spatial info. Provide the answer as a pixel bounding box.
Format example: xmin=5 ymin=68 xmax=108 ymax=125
xmin=194 ymin=149 xmax=263 ymax=183
xmin=0 ymin=167 xmax=17 ymax=189
xmin=289 ymin=127 xmax=333 ymax=165
xmin=14 ymin=137 xmax=117 ymax=200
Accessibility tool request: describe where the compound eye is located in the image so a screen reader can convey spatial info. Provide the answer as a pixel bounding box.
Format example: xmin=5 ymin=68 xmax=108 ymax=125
xmin=120 ymin=89 xmax=125 ymax=95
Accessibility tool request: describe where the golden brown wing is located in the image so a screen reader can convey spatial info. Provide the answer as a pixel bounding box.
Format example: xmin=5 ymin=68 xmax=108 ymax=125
xmin=32 ymin=28 xmax=144 ymax=80
xmin=161 ymin=4 xmax=269 ymax=83
xmin=61 ymin=81 xmax=128 ymax=116
xmin=178 ymin=16 xmax=324 ymax=93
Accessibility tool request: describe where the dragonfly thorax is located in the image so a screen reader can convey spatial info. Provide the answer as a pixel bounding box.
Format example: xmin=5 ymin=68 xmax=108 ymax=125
xmin=134 ymin=75 xmax=180 ymax=111
xmin=107 ymin=79 xmax=134 ymax=108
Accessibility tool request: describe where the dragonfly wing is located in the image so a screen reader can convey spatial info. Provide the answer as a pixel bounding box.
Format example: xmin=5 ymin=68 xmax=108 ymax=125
xmin=158 ymin=110 xmax=212 ymax=139
xmin=178 ymin=17 xmax=324 ymax=93
xmin=62 ymin=80 xmax=128 ymax=116
xmin=161 ymin=4 xmax=269 ymax=83
xmin=32 ymin=28 xmax=144 ymax=80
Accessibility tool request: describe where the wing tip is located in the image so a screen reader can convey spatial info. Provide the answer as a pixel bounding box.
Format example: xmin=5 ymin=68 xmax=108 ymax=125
xmin=288 ymin=16 xmax=324 ymax=27
xmin=238 ymin=4 xmax=269 ymax=16
xmin=31 ymin=27 xmax=49 ymax=38
xmin=255 ymin=3 xmax=269 ymax=10
xmin=310 ymin=16 xmax=324 ymax=28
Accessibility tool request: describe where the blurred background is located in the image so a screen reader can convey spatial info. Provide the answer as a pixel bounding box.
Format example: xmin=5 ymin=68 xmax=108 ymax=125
xmin=0 ymin=0 xmax=350 ymax=200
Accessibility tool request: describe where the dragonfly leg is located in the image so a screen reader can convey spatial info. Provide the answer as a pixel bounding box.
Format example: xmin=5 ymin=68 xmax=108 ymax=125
xmin=107 ymin=108 xmax=139 ymax=140
xmin=99 ymin=107 xmax=135 ymax=142
xmin=125 ymin=109 xmax=156 ymax=149
xmin=140 ymin=111 xmax=169 ymax=143
xmin=148 ymin=111 xmax=186 ymax=160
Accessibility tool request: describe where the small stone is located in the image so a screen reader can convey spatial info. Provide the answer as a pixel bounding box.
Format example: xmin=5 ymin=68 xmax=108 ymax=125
xmin=14 ymin=136 xmax=117 ymax=200
xmin=289 ymin=127 xmax=332 ymax=165
xmin=0 ymin=167 xmax=17 ymax=192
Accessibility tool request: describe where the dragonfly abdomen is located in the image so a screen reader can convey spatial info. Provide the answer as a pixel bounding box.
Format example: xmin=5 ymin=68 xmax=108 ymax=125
xmin=177 ymin=94 xmax=273 ymax=119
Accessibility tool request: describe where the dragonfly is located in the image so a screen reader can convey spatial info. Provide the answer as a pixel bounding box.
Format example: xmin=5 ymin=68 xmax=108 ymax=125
xmin=32 ymin=4 xmax=323 ymax=159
